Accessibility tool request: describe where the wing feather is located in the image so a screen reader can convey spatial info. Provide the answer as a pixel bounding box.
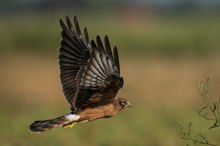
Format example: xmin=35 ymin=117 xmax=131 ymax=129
xmin=104 ymin=35 xmax=113 ymax=60
xmin=74 ymin=16 xmax=82 ymax=38
xmin=93 ymin=50 xmax=108 ymax=76
xmin=65 ymin=15 xmax=75 ymax=35
xmin=59 ymin=15 xmax=123 ymax=111
xmin=84 ymin=27 xmax=90 ymax=45
xmin=113 ymin=46 xmax=120 ymax=74
xmin=90 ymin=56 xmax=107 ymax=79
xmin=100 ymin=54 xmax=111 ymax=76
xmin=96 ymin=36 xmax=105 ymax=53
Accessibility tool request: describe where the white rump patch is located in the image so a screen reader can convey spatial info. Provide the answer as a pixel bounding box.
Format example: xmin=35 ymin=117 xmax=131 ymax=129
xmin=80 ymin=120 xmax=89 ymax=123
xmin=65 ymin=114 xmax=80 ymax=121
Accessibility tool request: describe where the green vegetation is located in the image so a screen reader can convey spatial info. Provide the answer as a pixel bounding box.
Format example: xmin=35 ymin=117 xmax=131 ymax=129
xmin=179 ymin=79 xmax=220 ymax=146
xmin=0 ymin=94 xmax=203 ymax=146
xmin=0 ymin=12 xmax=220 ymax=56
xmin=0 ymin=11 xmax=220 ymax=146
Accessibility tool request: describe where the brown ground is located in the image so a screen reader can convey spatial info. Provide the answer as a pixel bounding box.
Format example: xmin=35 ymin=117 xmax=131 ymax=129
xmin=1 ymin=54 xmax=220 ymax=108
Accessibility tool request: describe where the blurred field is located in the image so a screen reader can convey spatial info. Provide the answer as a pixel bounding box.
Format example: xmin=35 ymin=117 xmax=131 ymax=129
xmin=1 ymin=11 xmax=220 ymax=56
xmin=1 ymin=9 xmax=220 ymax=146
xmin=1 ymin=54 xmax=220 ymax=146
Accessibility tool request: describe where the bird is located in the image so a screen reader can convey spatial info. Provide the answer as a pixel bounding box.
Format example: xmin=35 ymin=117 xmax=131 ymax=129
xmin=29 ymin=15 xmax=131 ymax=133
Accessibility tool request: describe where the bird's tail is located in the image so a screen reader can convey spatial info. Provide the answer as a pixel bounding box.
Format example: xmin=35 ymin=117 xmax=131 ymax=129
xmin=29 ymin=113 xmax=80 ymax=133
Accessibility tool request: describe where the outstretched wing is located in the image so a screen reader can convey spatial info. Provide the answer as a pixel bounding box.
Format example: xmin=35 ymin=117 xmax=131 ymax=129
xmin=59 ymin=15 xmax=123 ymax=111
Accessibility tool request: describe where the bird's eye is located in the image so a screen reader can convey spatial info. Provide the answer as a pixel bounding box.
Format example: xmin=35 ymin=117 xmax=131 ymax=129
xmin=120 ymin=101 xmax=127 ymax=106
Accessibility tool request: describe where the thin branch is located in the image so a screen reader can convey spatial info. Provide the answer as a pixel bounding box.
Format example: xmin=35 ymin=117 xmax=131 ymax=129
xmin=196 ymin=79 xmax=220 ymax=129
xmin=178 ymin=122 xmax=218 ymax=146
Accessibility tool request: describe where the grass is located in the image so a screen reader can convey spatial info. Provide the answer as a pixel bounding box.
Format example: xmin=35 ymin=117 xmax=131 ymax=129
xmin=0 ymin=12 xmax=220 ymax=56
xmin=1 ymin=54 xmax=220 ymax=146
xmin=0 ymin=94 xmax=188 ymax=146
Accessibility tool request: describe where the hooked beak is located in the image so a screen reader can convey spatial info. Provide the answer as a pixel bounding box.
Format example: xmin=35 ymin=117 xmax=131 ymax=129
xmin=126 ymin=101 xmax=132 ymax=108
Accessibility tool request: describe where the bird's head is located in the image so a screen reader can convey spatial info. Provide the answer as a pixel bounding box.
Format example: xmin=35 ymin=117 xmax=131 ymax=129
xmin=115 ymin=98 xmax=131 ymax=111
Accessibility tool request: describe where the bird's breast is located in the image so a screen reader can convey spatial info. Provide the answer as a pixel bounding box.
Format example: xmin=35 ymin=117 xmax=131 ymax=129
xmin=77 ymin=104 xmax=118 ymax=122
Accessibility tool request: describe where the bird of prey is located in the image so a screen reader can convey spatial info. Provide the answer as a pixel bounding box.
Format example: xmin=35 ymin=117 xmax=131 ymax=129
xmin=29 ymin=15 xmax=131 ymax=133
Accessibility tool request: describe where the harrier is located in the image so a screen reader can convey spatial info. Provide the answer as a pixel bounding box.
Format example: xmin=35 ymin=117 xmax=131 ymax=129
xmin=29 ymin=15 xmax=131 ymax=132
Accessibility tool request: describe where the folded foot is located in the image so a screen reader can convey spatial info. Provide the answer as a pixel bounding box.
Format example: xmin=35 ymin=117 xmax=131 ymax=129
xmin=63 ymin=122 xmax=76 ymax=128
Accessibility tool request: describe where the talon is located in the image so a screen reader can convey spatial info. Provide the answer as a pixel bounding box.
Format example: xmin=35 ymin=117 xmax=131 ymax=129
xmin=63 ymin=122 xmax=76 ymax=128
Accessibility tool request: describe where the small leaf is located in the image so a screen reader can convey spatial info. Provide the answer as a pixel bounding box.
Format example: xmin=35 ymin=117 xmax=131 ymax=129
xmin=209 ymin=121 xmax=219 ymax=129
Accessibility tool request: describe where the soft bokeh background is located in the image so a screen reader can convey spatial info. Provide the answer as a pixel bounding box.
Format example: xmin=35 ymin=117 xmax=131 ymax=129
xmin=1 ymin=1 xmax=220 ymax=146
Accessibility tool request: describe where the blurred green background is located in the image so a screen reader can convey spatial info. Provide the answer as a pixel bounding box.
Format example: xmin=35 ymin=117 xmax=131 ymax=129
xmin=1 ymin=0 xmax=220 ymax=146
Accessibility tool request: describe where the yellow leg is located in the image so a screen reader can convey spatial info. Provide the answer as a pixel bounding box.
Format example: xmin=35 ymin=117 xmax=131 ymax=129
xmin=63 ymin=122 xmax=76 ymax=128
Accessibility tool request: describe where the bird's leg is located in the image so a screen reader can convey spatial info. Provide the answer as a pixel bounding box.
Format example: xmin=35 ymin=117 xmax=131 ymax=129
xmin=63 ymin=122 xmax=76 ymax=128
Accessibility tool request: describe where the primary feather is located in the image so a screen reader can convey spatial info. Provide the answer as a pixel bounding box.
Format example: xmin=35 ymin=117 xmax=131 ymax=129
xmin=59 ymin=15 xmax=123 ymax=111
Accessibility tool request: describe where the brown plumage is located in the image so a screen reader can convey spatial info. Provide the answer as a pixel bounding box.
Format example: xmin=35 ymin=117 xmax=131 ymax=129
xmin=29 ymin=15 xmax=131 ymax=133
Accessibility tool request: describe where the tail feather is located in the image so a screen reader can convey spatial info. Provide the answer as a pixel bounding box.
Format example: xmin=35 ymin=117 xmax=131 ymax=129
xmin=29 ymin=113 xmax=80 ymax=133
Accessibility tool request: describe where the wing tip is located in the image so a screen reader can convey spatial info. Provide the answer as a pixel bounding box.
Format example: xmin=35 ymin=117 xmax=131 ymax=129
xmin=104 ymin=35 xmax=108 ymax=40
xmin=65 ymin=14 xmax=69 ymax=19
xmin=59 ymin=18 xmax=64 ymax=27
xmin=74 ymin=15 xmax=78 ymax=24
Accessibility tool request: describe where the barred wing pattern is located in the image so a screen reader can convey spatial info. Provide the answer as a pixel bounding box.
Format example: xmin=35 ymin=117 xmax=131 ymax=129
xmin=59 ymin=15 xmax=123 ymax=111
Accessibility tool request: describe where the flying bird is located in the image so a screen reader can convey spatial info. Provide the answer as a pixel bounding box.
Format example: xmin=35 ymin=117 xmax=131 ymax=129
xmin=29 ymin=15 xmax=131 ymax=133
